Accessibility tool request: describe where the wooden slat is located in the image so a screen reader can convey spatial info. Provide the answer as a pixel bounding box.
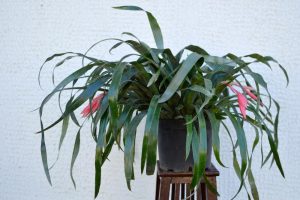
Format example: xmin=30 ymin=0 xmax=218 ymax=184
xmin=186 ymin=184 xmax=191 ymax=200
xmin=171 ymin=177 xmax=192 ymax=184
xmin=157 ymin=162 xmax=219 ymax=178
xmin=155 ymin=161 xmax=219 ymax=200
xmin=155 ymin=175 xmax=160 ymax=200
xmin=201 ymin=183 xmax=207 ymax=200
xmin=174 ymin=184 xmax=180 ymax=200
xmin=159 ymin=177 xmax=172 ymax=200
xmin=207 ymin=177 xmax=217 ymax=200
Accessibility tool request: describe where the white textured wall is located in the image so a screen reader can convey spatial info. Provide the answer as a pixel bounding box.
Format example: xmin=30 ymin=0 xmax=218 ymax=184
xmin=1 ymin=0 xmax=300 ymax=199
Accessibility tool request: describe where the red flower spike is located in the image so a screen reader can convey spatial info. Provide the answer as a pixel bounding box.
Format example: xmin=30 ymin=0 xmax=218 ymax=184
xmin=237 ymin=92 xmax=248 ymax=119
xmin=81 ymin=93 xmax=105 ymax=117
xmin=244 ymin=88 xmax=258 ymax=100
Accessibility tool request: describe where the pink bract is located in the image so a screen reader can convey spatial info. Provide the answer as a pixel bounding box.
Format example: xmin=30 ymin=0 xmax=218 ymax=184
xmin=81 ymin=93 xmax=105 ymax=117
xmin=237 ymin=92 xmax=248 ymax=119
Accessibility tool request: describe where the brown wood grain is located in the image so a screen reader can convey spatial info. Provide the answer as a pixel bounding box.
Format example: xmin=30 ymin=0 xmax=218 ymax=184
xmin=155 ymin=161 xmax=219 ymax=200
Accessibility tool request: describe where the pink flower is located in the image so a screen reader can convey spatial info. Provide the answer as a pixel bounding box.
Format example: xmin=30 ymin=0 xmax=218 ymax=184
xmin=242 ymin=85 xmax=263 ymax=106
xmin=244 ymin=87 xmax=257 ymax=100
xmin=227 ymin=83 xmax=250 ymax=119
xmin=237 ymin=92 xmax=248 ymax=119
xmin=81 ymin=93 xmax=105 ymax=117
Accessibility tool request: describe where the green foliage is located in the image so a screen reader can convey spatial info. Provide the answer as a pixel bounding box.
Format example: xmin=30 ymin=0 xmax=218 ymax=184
xmin=37 ymin=5 xmax=288 ymax=200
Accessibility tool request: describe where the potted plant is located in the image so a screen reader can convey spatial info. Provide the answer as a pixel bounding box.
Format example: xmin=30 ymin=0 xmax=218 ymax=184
xmin=37 ymin=6 xmax=289 ymax=199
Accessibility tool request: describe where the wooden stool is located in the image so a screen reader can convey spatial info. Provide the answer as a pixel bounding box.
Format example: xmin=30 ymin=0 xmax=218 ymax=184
xmin=155 ymin=161 xmax=219 ymax=200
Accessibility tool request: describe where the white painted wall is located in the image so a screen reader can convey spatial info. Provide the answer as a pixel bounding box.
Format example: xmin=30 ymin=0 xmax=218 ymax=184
xmin=1 ymin=0 xmax=300 ymax=199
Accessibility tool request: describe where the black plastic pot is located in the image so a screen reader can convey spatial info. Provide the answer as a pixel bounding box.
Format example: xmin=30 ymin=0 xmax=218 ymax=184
xmin=158 ymin=119 xmax=212 ymax=172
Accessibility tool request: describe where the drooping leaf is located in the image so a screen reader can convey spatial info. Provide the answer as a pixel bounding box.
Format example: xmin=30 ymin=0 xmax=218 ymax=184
xmin=146 ymin=102 xmax=161 ymax=175
xmin=113 ymin=6 xmax=164 ymax=49
xmin=247 ymin=161 xmax=259 ymax=200
xmin=185 ymin=115 xmax=193 ymax=159
xmin=191 ymin=111 xmax=207 ymax=187
xmin=206 ymin=112 xmax=226 ymax=167
xmin=191 ymin=127 xmax=200 ymax=187
xmin=141 ymin=95 xmax=160 ymax=173
xmin=124 ymin=111 xmax=146 ymax=189
xmin=225 ymin=110 xmax=248 ymax=178
xmin=108 ymin=62 xmax=126 ymax=138
xmin=94 ymin=147 xmax=102 ymax=198
xmin=203 ymin=175 xmax=220 ymax=196
xmin=40 ymin=121 xmax=52 ymax=186
xmin=70 ymin=128 xmax=81 ymax=188
xmin=59 ymin=115 xmax=70 ymax=150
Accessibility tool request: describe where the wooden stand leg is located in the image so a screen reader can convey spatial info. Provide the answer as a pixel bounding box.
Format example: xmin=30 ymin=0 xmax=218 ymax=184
xmin=159 ymin=177 xmax=172 ymax=200
xmin=155 ymin=174 xmax=160 ymax=200
xmin=207 ymin=177 xmax=217 ymax=200
xmin=155 ymin=162 xmax=219 ymax=200
xmin=186 ymin=184 xmax=191 ymax=200
xmin=174 ymin=183 xmax=180 ymax=199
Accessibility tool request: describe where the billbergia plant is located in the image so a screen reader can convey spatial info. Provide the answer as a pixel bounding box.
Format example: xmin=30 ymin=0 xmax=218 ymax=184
xmin=38 ymin=6 xmax=289 ymax=199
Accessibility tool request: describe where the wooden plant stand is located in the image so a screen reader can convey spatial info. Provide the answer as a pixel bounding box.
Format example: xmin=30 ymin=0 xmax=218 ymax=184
xmin=155 ymin=161 xmax=219 ymax=200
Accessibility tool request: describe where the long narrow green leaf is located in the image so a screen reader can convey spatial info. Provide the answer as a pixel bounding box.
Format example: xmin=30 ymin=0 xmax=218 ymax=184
xmin=141 ymin=95 xmax=160 ymax=173
xmin=59 ymin=115 xmax=70 ymax=150
xmin=184 ymin=45 xmax=209 ymax=56
xmin=97 ymin=111 xmax=109 ymax=148
xmin=264 ymin=125 xmax=285 ymax=177
xmin=188 ymin=85 xmax=212 ymax=96
xmin=203 ymin=175 xmax=220 ymax=196
xmin=94 ymin=148 xmax=102 ymax=198
xmin=113 ymin=6 xmax=164 ymax=49
xmin=225 ymin=110 xmax=248 ymax=177
xmin=94 ymin=111 xmax=110 ymax=198
xmin=250 ymin=104 xmax=285 ymax=176
xmin=245 ymin=53 xmax=289 ymax=86
xmin=159 ymin=53 xmax=203 ymax=103
xmin=146 ymin=12 xmax=164 ymax=49
xmin=188 ymin=79 xmax=214 ymax=124
xmin=146 ymin=103 xmax=161 ymax=175
xmin=124 ymin=111 xmax=146 ymax=189
xmin=221 ymin=121 xmax=246 ymax=199
xmin=269 ymin=99 xmax=280 ymax=167
xmin=247 ymin=162 xmax=259 ymax=200
xmin=39 ymin=52 xmax=76 ymax=87
xmin=185 ymin=115 xmax=193 ymax=159
xmin=70 ymin=128 xmax=81 ymax=188
xmin=39 ymin=64 xmax=95 ymax=117
xmin=38 ymin=67 xmax=105 ymax=133
xmin=191 ymin=111 xmax=207 ymax=187
xmin=206 ymin=112 xmax=226 ymax=167
xmin=231 ymin=148 xmax=246 ymax=199
xmin=40 ymin=121 xmax=52 ymax=185
xmin=191 ymin=128 xmax=199 ymax=187
xmin=108 ymin=62 xmax=126 ymax=138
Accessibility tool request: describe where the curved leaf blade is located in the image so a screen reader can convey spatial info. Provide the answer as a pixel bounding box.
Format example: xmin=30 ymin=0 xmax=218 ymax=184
xmin=124 ymin=111 xmax=146 ymax=189
xmin=114 ymin=6 xmax=164 ymax=49
xmin=145 ymin=104 xmax=161 ymax=175
xmin=206 ymin=112 xmax=226 ymax=167
xmin=141 ymin=95 xmax=160 ymax=173
xmin=159 ymin=53 xmax=204 ymax=103
xmin=40 ymin=121 xmax=52 ymax=186
xmin=70 ymin=128 xmax=81 ymax=189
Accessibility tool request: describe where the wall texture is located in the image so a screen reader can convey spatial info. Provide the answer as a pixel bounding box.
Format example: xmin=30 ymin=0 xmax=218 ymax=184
xmin=1 ymin=0 xmax=300 ymax=199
